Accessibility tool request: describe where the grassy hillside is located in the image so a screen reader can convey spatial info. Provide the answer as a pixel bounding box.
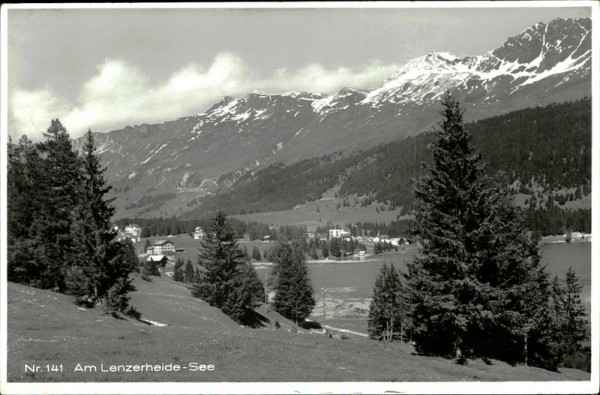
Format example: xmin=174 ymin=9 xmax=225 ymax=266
xmin=7 ymin=277 xmax=590 ymax=383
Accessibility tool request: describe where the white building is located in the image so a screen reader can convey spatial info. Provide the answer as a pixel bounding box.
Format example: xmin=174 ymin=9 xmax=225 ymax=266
xmin=193 ymin=226 xmax=205 ymax=240
xmin=124 ymin=224 xmax=142 ymax=242
xmin=353 ymin=251 xmax=366 ymax=261
xmin=329 ymin=229 xmax=351 ymax=239
xmin=149 ymin=240 xmax=175 ymax=255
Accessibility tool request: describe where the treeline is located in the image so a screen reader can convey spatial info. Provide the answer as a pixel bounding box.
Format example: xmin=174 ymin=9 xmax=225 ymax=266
xmin=114 ymin=216 xmax=309 ymax=243
xmin=246 ymin=223 xmax=308 ymax=242
xmin=8 ymin=121 xmax=138 ymax=314
xmin=305 ymin=237 xmax=366 ymax=260
xmin=315 ymin=220 xmax=415 ymax=239
xmin=525 ymin=207 xmax=591 ymax=236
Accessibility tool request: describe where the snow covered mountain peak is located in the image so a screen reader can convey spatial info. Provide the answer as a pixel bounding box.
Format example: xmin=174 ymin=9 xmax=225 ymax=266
xmin=199 ymin=17 xmax=591 ymax=122
xmin=363 ymin=17 xmax=590 ymax=106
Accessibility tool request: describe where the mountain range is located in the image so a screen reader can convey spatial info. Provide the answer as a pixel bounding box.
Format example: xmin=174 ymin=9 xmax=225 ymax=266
xmin=75 ymin=17 xmax=592 ymax=219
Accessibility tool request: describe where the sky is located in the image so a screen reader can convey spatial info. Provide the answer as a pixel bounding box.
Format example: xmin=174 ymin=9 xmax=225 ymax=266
xmin=5 ymin=4 xmax=592 ymax=141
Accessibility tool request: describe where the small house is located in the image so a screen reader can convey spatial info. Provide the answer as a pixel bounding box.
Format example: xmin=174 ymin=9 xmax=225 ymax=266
xmin=146 ymin=254 xmax=168 ymax=267
xmin=193 ymin=226 xmax=205 ymax=240
xmin=353 ymin=251 xmax=366 ymax=261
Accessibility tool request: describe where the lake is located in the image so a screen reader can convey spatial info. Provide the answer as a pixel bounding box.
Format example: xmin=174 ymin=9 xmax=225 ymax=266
xmin=540 ymin=242 xmax=592 ymax=313
xmin=258 ymin=242 xmax=592 ymax=333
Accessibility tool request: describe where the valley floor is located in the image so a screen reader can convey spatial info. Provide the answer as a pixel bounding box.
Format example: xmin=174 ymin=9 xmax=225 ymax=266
xmin=5 ymin=276 xmax=591 ymax=385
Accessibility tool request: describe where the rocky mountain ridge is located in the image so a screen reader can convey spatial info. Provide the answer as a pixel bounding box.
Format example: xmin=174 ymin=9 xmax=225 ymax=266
xmin=75 ymin=17 xmax=591 ymax=218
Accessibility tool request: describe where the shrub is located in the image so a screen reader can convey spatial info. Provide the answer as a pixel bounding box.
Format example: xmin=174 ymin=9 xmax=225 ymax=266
xmin=125 ymin=306 xmax=142 ymax=320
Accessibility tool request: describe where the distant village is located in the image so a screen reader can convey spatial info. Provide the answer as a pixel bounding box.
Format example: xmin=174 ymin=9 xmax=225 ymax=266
xmin=113 ymin=222 xmax=419 ymax=267
xmin=115 ymin=224 xmax=205 ymax=266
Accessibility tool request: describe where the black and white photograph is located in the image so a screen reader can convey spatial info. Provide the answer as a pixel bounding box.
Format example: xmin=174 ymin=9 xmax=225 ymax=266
xmin=0 ymin=2 xmax=598 ymax=394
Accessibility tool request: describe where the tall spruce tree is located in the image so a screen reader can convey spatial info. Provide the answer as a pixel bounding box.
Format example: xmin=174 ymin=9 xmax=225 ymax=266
xmin=192 ymin=211 xmax=264 ymax=324
xmin=7 ymin=135 xmax=45 ymax=284
xmin=329 ymin=238 xmax=342 ymax=258
xmin=35 ymin=120 xmax=84 ymax=290
xmin=67 ymin=130 xmax=136 ymax=313
xmin=252 ymin=246 xmax=262 ymax=261
xmin=556 ymin=267 xmax=587 ymax=356
xmin=271 ymin=242 xmax=315 ymax=324
xmin=103 ymin=240 xmax=138 ymax=314
xmin=222 ymin=263 xmax=265 ymax=324
xmin=405 ymin=93 xmax=555 ymax=367
xmin=368 ymin=263 xmax=405 ymax=341
xmin=67 ymin=130 xmax=121 ymax=300
xmin=193 ymin=211 xmax=244 ymax=306
xmin=173 ymin=258 xmax=184 ymax=282
xmin=184 ymin=259 xmax=195 ymax=283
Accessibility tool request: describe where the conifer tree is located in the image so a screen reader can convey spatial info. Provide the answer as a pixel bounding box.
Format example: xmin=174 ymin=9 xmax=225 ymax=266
xmin=184 ymin=259 xmax=195 ymax=283
xmin=35 ymin=120 xmax=84 ymax=290
xmin=193 ymin=211 xmax=244 ymax=306
xmin=556 ymin=267 xmax=587 ymax=356
xmin=329 ymin=238 xmax=342 ymax=258
xmin=405 ymin=93 xmax=555 ymax=367
xmin=144 ymin=259 xmax=161 ymax=276
xmin=192 ymin=211 xmax=264 ymax=324
xmin=102 ymin=240 xmax=137 ymax=314
xmin=173 ymin=258 xmax=184 ymax=282
xmin=321 ymin=242 xmax=329 ymax=259
xmin=67 ymin=130 xmax=134 ymax=309
xmin=271 ymin=242 xmax=315 ymax=324
xmin=525 ymin=263 xmax=564 ymax=370
xmin=252 ymin=246 xmax=262 ymax=261
xmin=7 ymin=135 xmax=45 ymax=284
xmin=242 ymin=245 xmax=251 ymax=263
xmin=309 ymin=246 xmax=319 ymax=260
xmin=368 ymin=263 xmax=405 ymax=341
xmin=222 ymin=264 xmax=264 ymax=324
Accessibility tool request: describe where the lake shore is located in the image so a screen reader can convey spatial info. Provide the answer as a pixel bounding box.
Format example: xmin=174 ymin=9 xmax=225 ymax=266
xmin=541 ymin=233 xmax=592 ymax=244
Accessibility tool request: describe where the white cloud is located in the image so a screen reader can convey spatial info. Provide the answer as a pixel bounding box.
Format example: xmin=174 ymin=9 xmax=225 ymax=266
xmin=9 ymin=52 xmax=399 ymax=141
xmin=9 ymin=89 xmax=71 ymax=140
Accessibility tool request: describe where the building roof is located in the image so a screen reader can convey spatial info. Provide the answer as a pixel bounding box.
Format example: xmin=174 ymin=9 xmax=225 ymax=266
xmin=154 ymin=240 xmax=174 ymax=246
xmin=147 ymin=255 xmax=167 ymax=262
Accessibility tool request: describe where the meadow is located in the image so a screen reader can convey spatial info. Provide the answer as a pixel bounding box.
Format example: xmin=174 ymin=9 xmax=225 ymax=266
xmin=232 ymin=191 xmax=405 ymax=233
xmin=7 ymin=275 xmax=591 ymax=383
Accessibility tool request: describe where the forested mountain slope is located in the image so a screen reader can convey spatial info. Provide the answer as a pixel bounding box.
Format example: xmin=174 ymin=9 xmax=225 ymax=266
xmin=184 ymin=98 xmax=591 ymax=224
